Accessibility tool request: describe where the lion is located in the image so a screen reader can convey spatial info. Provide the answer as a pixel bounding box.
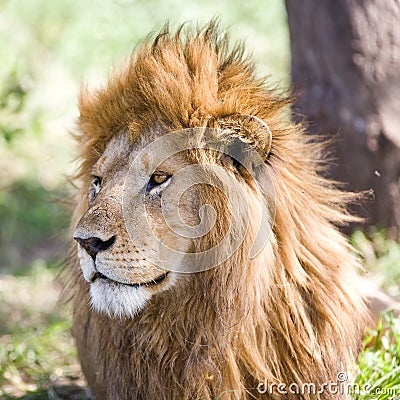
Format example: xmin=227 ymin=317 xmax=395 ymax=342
xmin=68 ymin=22 xmax=367 ymax=400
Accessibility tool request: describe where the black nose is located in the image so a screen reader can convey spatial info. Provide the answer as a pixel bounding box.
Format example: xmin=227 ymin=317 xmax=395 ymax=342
xmin=74 ymin=235 xmax=116 ymax=259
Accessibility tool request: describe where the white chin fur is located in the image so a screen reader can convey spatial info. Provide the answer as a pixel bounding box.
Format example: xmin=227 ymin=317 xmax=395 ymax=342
xmin=90 ymin=280 xmax=152 ymax=318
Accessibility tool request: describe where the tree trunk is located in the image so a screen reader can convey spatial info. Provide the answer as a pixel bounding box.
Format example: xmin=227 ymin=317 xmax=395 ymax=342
xmin=285 ymin=0 xmax=400 ymax=233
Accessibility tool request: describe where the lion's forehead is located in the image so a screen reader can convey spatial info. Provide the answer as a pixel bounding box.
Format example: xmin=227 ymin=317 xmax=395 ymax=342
xmin=94 ymin=128 xmax=173 ymax=176
xmin=95 ymin=131 xmax=135 ymax=175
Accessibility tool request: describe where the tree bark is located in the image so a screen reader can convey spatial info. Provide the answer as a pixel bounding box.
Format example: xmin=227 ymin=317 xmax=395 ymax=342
xmin=285 ymin=0 xmax=400 ymax=233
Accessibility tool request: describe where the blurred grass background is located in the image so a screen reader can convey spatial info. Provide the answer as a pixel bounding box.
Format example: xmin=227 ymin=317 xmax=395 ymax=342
xmin=0 ymin=0 xmax=399 ymax=398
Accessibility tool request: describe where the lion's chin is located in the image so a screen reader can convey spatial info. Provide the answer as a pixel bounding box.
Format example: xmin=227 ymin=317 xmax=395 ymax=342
xmin=89 ymin=279 xmax=152 ymax=318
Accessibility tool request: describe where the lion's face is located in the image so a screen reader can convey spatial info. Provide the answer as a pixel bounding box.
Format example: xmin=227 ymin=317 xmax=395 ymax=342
xmin=74 ymin=125 xmax=273 ymax=318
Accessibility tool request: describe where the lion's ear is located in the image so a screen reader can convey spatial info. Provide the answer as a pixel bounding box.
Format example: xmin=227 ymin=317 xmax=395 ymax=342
xmin=210 ymin=113 xmax=272 ymax=162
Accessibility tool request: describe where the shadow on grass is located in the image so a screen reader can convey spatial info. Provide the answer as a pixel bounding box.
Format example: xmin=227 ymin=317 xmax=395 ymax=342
xmin=3 ymin=383 xmax=92 ymax=400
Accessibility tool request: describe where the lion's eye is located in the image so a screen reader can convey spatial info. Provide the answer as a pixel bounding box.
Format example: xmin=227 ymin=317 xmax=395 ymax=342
xmin=89 ymin=176 xmax=102 ymax=202
xmin=146 ymin=173 xmax=171 ymax=193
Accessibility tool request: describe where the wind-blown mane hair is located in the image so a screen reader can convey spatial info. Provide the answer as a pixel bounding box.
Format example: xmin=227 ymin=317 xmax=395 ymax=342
xmin=69 ymin=22 xmax=366 ymax=400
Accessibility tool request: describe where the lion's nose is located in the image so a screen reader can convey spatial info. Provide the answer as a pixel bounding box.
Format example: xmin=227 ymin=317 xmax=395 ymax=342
xmin=74 ymin=235 xmax=116 ymax=259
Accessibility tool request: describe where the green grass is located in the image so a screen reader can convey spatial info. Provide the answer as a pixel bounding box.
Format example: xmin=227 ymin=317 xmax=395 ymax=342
xmin=351 ymin=230 xmax=400 ymax=398
xmin=0 ymin=320 xmax=74 ymax=398
xmin=354 ymin=312 xmax=400 ymax=399
xmin=0 ymin=265 xmax=86 ymax=399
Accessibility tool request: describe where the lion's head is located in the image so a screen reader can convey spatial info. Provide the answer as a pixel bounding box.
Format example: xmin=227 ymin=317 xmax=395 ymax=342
xmin=69 ymin=22 xmax=366 ymax=400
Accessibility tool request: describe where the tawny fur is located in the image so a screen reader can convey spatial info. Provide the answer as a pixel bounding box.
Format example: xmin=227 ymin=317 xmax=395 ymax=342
xmin=68 ymin=22 xmax=367 ymax=400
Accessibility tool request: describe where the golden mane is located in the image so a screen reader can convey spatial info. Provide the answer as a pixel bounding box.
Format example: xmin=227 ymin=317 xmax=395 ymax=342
xmin=69 ymin=22 xmax=367 ymax=400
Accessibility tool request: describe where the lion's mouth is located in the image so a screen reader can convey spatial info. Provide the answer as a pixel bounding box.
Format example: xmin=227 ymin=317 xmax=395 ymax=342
xmin=91 ymin=271 xmax=169 ymax=288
